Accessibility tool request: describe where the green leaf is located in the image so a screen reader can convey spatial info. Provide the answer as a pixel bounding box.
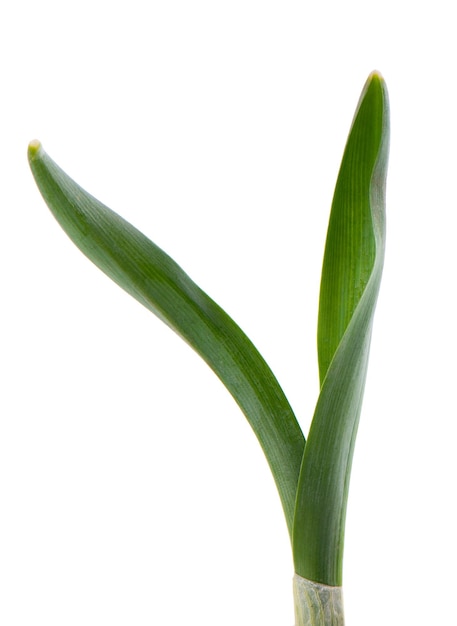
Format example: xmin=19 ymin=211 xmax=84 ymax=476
xmin=292 ymin=72 xmax=389 ymax=585
xmin=28 ymin=140 xmax=305 ymax=537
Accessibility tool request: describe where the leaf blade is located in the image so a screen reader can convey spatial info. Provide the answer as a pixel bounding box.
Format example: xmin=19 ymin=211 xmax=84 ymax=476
xmin=28 ymin=141 xmax=305 ymax=537
xmin=292 ymin=72 xmax=389 ymax=585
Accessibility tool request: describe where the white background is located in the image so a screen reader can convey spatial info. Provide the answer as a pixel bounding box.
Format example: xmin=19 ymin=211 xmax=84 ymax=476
xmin=1 ymin=1 xmax=456 ymax=624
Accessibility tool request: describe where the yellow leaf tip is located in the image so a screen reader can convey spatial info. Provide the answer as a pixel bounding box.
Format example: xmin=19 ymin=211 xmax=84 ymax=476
xmin=367 ymin=70 xmax=386 ymax=86
xmin=369 ymin=69 xmax=383 ymax=79
xmin=28 ymin=139 xmax=42 ymax=160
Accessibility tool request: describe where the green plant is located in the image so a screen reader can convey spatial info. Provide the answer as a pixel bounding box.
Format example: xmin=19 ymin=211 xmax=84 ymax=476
xmin=28 ymin=70 xmax=389 ymax=625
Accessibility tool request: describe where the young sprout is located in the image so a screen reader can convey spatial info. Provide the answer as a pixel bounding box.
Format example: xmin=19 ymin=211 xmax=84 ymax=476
xmin=28 ymin=71 xmax=389 ymax=625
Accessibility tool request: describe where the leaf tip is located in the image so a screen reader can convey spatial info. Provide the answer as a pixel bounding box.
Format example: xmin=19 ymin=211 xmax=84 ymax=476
xmin=366 ymin=69 xmax=388 ymax=93
xmin=28 ymin=139 xmax=42 ymax=161
xmin=368 ymin=69 xmax=384 ymax=81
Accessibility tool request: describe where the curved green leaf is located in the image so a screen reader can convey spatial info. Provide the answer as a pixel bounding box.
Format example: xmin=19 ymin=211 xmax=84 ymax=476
xmin=292 ymin=72 xmax=389 ymax=585
xmin=28 ymin=140 xmax=305 ymax=537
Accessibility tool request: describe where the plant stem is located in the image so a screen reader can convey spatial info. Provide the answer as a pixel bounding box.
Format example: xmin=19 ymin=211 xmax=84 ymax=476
xmin=293 ymin=574 xmax=344 ymax=626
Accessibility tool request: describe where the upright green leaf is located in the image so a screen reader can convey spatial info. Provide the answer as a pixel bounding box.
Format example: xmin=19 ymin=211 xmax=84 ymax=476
xmin=28 ymin=141 xmax=305 ymax=537
xmin=292 ymin=72 xmax=389 ymax=585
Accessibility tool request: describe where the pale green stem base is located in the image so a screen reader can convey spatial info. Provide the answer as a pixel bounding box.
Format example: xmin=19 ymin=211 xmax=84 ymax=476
xmin=293 ymin=574 xmax=344 ymax=626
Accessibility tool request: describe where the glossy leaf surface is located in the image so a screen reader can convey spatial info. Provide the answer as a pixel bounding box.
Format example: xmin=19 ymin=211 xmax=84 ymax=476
xmin=28 ymin=140 xmax=305 ymax=537
xmin=28 ymin=71 xmax=389 ymax=591
xmin=292 ymin=72 xmax=389 ymax=585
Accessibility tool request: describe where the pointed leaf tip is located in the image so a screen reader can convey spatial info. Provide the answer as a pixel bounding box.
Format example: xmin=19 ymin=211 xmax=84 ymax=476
xmin=28 ymin=140 xmax=42 ymax=160
xmin=369 ymin=69 xmax=384 ymax=81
